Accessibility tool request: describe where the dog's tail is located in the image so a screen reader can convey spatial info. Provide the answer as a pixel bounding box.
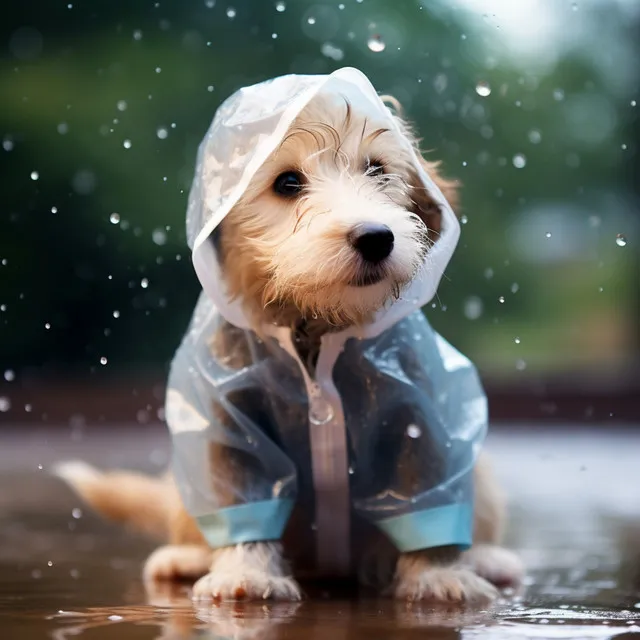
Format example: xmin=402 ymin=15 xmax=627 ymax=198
xmin=53 ymin=461 xmax=171 ymax=540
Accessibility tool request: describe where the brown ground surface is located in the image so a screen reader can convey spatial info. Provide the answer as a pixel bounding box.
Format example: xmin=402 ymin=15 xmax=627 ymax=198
xmin=1 ymin=423 xmax=639 ymax=639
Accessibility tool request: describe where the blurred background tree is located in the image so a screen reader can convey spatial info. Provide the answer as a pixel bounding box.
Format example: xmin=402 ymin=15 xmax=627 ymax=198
xmin=1 ymin=0 xmax=638 ymax=404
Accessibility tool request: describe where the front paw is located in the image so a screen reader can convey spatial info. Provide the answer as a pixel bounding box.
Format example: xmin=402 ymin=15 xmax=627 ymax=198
xmin=394 ymin=566 xmax=498 ymax=604
xmin=192 ymin=570 xmax=301 ymax=602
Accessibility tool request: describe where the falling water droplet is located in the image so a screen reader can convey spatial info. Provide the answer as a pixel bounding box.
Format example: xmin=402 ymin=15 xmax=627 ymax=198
xmin=72 ymin=508 xmax=82 ymax=519
xmin=553 ymin=88 xmax=565 ymax=101
xmin=545 ymin=232 xmax=552 ymax=238
xmin=516 ymin=359 xmax=527 ymax=371
xmin=512 ymin=153 xmax=526 ymax=168
xmin=116 ymin=100 xmax=127 ymax=111
xmin=307 ymin=16 xmax=316 ymax=24
xmin=460 ymin=214 xmax=468 ymax=224
xmin=498 ymin=296 xmax=505 ymax=304
xmin=109 ymin=213 xmax=120 ymax=224
xmin=156 ymin=127 xmax=168 ymax=139
xmin=205 ymin=0 xmax=215 ymax=7
xmin=571 ymin=2 xmax=578 ymax=11
xmin=47 ymin=561 xmax=53 ymax=567
xmin=112 ymin=310 xmax=120 ymax=318
xmin=99 ymin=357 xmax=108 ymax=365
xmin=528 ymin=129 xmax=542 ymax=144
xmin=108 ymin=615 xmax=124 ymax=622
xmin=4 ymin=370 xmax=15 ymax=382
xmin=226 ymin=7 xmax=236 ymax=18
xmin=152 ymin=228 xmax=167 ymax=245
xmin=30 ymin=171 xmax=39 ymax=180
xmin=514 ymin=337 xmax=521 ymax=344
xmin=615 ymin=234 xmax=627 ymax=247
xmin=475 ymin=81 xmax=491 ymax=97
xmin=0 ymin=397 xmax=11 ymax=412
xmin=140 ymin=278 xmax=149 ymax=288
xmin=123 ymin=139 xmax=132 ymax=149
xmin=367 ymin=34 xmax=386 ymax=52
xmin=275 ymin=1 xmax=286 ymax=11
xmin=406 ymin=424 xmax=422 ymax=438
xmin=511 ymin=282 xmax=520 ymax=293
xmin=45 ymin=322 xmax=51 ymax=329
xmin=463 ymin=297 xmax=483 ymax=320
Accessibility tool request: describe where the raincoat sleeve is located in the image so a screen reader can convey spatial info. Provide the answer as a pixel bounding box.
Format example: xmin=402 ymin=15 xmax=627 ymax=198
xmin=165 ymin=294 xmax=298 ymax=549
xmin=347 ymin=313 xmax=487 ymax=553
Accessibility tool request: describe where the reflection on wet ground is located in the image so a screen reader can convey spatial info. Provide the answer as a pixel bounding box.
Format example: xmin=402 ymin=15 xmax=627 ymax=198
xmin=1 ymin=424 xmax=639 ymax=638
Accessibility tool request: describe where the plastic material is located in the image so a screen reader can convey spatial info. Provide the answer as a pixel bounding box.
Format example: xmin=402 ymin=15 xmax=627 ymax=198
xmin=166 ymin=68 xmax=487 ymax=576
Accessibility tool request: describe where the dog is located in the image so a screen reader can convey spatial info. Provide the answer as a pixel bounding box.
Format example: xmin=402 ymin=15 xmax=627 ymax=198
xmin=56 ymin=77 xmax=523 ymax=604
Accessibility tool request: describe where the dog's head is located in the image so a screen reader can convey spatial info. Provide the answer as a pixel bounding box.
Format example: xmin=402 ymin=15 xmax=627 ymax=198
xmin=215 ymin=91 xmax=458 ymax=329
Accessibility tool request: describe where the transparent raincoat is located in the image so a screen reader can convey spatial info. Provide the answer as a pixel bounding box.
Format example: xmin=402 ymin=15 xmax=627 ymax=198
xmin=166 ymin=68 xmax=488 ymax=576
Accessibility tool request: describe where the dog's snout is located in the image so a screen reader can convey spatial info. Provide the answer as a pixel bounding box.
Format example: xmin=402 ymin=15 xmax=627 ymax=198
xmin=348 ymin=223 xmax=395 ymax=264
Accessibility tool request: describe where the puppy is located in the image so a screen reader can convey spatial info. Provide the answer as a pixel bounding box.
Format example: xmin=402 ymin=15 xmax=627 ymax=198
xmin=56 ymin=85 xmax=523 ymax=604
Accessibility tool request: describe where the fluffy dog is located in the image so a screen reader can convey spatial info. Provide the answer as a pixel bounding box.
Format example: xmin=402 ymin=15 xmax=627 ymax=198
xmin=56 ymin=88 xmax=523 ymax=604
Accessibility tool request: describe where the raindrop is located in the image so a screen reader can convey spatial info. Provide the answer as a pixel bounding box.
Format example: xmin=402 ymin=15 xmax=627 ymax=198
xmin=484 ymin=267 xmax=494 ymax=280
xmin=2 ymin=138 xmax=14 ymax=151
xmin=514 ymin=337 xmax=521 ymax=344
xmin=615 ymin=234 xmax=627 ymax=247
xmin=321 ymin=42 xmax=344 ymax=61
xmin=460 ymin=214 xmax=468 ymax=224
xmin=156 ymin=127 xmax=168 ymax=139
xmin=112 ymin=310 xmax=120 ymax=318
xmin=475 ymin=81 xmax=491 ymax=97
xmin=45 ymin=322 xmax=51 ymax=329
xmin=553 ymin=88 xmax=565 ymax=101
xmin=108 ymin=615 xmax=124 ymax=622
xmin=71 ymin=508 xmax=82 ymax=519
xmin=621 ymin=143 xmax=627 ymax=151
xmin=498 ymin=296 xmax=505 ymax=303
xmin=140 ymin=278 xmax=149 ymax=288
xmin=133 ymin=29 xmax=143 ymax=40
xmin=152 ymin=228 xmax=167 ymax=245
xmin=109 ymin=213 xmax=120 ymax=224
xmin=367 ymin=34 xmax=386 ymax=53
xmin=545 ymin=232 xmax=552 ymax=238
xmin=339 ymin=3 xmax=345 ymax=8
xmin=512 ymin=153 xmax=526 ymax=168
xmin=571 ymin=2 xmax=578 ymax=10
xmin=205 ymin=0 xmax=215 ymax=6
xmin=47 ymin=561 xmax=53 ymax=567
xmin=271 ymin=33 xmax=278 ymax=39
xmin=515 ymin=359 xmax=527 ymax=371
xmin=99 ymin=357 xmax=108 ymax=365
xmin=511 ymin=282 xmax=519 ymax=293
xmin=307 ymin=16 xmax=316 ymax=24
xmin=116 ymin=100 xmax=127 ymax=111
xmin=123 ymin=139 xmax=132 ymax=149
xmin=462 ymin=161 xmax=467 ymax=167
xmin=4 ymin=370 xmax=15 ymax=382
xmin=348 ymin=465 xmax=355 ymax=475
xmin=57 ymin=122 xmax=69 ymax=135
xmin=528 ymin=129 xmax=541 ymax=144
xmin=275 ymin=1 xmax=285 ymax=11
xmin=155 ymin=66 xmax=162 ymax=73
xmin=0 ymin=397 xmax=11 ymax=412
xmin=464 ymin=296 xmax=483 ymax=320
xmin=38 ymin=464 xmax=43 ymax=470
xmin=226 ymin=7 xmax=236 ymax=18
xmin=406 ymin=424 xmax=422 ymax=438
xmin=30 ymin=171 xmax=39 ymax=181
xmin=631 ymin=100 xmax=637 ymax=107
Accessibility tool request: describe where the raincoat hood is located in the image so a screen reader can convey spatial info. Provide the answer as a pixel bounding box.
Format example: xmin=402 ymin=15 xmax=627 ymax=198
xmin=167 ymin=69 xmax=486 ymax=579
xmin=186 ymin=66 xmax=461 ymax=336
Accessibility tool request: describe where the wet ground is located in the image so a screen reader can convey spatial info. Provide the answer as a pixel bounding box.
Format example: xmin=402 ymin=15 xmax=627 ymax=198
xmin=1 ymin=423 xmax=639 ymax=639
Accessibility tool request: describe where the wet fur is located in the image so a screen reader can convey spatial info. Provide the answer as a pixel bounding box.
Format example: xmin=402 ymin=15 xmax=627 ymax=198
xmin=55 ymin=91 xmax=523 ymax=603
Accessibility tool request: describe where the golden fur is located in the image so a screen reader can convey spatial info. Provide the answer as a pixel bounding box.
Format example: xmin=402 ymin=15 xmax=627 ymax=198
xmin=55 ymin=90 xmax=523 ymax=604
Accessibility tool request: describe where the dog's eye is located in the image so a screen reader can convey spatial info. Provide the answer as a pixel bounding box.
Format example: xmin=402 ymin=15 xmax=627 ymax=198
xmin=274 ymin=171 xmax=305 ymax=197
xmin=365 ymin=158 xmax=386 ymax=177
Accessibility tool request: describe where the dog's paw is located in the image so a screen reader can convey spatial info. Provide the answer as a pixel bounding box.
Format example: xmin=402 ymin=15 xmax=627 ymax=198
xmin=394 ymin=566 xmax=498 ymax=604
xmin=143 ymin=544 xmax=213 ymax=582
xmin=461 ymin=544 xmax=524 ymax=588
xmin=192 ymin=570 xmax=302 ymax=602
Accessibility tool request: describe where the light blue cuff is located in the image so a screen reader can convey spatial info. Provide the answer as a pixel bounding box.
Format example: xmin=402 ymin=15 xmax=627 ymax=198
xmin=196 ymin=499 xmax=294 ymax=548
xmin=375 ymin=503 xmax=473 ymax=552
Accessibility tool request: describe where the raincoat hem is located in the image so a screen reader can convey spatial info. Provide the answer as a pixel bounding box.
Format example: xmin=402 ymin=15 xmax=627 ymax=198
xmin=375 ymin=503 xmax=473 ymax=552
xmin=196 ymin=498 xmax=295 ymax=548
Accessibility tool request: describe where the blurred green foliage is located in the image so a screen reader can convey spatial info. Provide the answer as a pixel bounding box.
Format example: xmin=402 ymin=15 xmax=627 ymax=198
xmin=0 ymin=0 xmax=638 ymax=384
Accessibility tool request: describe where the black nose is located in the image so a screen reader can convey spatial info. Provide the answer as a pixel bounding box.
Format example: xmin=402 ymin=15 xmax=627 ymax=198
xmin=348 ymin=223 xmax=394 ymax=264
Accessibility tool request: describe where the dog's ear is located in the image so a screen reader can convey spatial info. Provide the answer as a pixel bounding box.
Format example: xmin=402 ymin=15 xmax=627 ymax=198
xmin=381 ymin=95 xmax=460 ymax=242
